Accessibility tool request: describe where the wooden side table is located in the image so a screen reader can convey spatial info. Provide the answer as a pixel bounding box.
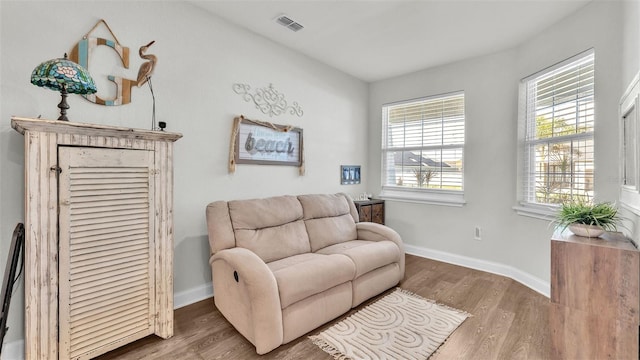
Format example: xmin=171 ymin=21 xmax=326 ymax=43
xmin=353 ymin=199 xmax=385 ymax=225
xmin=550 ymin=231 xmax=639 ymax=359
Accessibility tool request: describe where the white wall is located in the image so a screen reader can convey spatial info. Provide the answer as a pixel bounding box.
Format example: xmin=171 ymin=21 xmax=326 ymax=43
xmin=0 ymin=0 xmax=368 ymax=350
xmin=369 ymin=1 xmax=623 ymax=291
xmin=623 ymin=0 xmax=640 ymax=87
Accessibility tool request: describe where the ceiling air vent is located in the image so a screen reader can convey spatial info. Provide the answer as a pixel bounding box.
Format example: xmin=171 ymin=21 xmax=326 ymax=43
xmin=275 ymin=14 xmax=304 ymax=32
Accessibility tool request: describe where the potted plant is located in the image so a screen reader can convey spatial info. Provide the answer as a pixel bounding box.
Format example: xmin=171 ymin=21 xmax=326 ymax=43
xmin=554 ymin=201 xmax=620 ymax=238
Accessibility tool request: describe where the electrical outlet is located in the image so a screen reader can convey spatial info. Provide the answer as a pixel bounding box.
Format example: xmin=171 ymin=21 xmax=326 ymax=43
xmin=474 ymin=226 xmax=482 ymax=240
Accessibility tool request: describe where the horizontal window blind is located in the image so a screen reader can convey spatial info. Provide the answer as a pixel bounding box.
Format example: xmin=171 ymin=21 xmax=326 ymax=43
xmin=382 ymin=92 xmax=464 ymax=191
xmin=522 ymin=50 xmax=594 ymax=205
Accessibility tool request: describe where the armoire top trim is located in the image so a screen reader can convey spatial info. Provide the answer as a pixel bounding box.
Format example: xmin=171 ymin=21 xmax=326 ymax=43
xmin=11 ymin=116 xmax=183 ymax=142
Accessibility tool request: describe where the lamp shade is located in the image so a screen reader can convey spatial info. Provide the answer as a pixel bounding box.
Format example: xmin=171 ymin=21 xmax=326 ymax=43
xmin=31 ymin=54 xmax=97 ymax=94
xmin=30 ymin=54 xmax=97 ymax=121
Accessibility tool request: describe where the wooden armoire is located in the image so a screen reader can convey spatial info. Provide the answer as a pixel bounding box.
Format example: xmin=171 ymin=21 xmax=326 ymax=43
xmin=11 ymin=117 xmax=182 ymax=359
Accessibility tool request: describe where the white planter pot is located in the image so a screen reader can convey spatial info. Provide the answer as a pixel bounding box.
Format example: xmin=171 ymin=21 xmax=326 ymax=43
xmin=569 ymin=224 xmax=605 ymax=238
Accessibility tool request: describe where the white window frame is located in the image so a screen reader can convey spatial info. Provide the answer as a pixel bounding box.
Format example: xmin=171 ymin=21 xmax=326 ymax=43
xmin=514 ymin=49 xmax=595 ymax=219
xmin=619 ymin=71 xmax=640 ymax=215
xmin=379 ymin=91 xmax=465 ymax=207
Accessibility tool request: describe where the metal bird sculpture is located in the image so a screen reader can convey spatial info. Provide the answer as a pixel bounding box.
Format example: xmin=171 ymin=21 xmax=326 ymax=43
xmin=136 ymin=40 xmax=156 ymax=87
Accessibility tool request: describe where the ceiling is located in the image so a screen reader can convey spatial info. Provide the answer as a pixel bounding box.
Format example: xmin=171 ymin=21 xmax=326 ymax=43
xmin=190 ymin=0 xmax=591 ymax=82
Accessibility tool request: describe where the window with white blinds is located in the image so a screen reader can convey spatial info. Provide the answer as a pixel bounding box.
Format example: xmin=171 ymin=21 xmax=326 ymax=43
xmin=381 ymin=92 xmax=465 ymax=205
xmin=521 ymin=49 xmax=595 ymax=207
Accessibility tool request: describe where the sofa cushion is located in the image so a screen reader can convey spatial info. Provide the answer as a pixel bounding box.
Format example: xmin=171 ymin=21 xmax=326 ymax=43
xmin=268 ymin=253 xmax=356 ymax=308
xmin=304 ymin=215 xmax=358 ymax=252
xmin=281 ymin=282 xmax=352 ymax=343
xmin=206 ymin=201 xmax=236 ymax=254
xmin=229 ymin=196 xmax=311 ymax=262
xmin=315 ymin=240 xmax=401 ymax=278
xmin=298 ymin=193 xmax=352 ymax=219
xmin=352 ymin=263 xmax=401 ymax=307
xmin=235 ymin=220 xmax=310 ymax=263
xmin=229 ymin=195 xmax=303 ymax=229
xmin=298 ymin=194 xmax=357 ymax=251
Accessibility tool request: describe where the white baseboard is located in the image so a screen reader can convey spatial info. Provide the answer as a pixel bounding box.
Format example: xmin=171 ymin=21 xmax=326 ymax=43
xmin=404 ymin=244 xmax=550 ymax=298
xmin=173 ymin=282 xmax=214 ymax=309
xmin=2 ymin=339 xmax=24 ymax=360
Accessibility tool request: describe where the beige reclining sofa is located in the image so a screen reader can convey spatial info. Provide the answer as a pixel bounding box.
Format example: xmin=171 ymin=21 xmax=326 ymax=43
xmin=205 ymin=193 xmax=404 ymax=354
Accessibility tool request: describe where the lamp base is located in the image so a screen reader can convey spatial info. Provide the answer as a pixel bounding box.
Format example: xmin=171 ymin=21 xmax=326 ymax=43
xmin=57 ymin=87 xmax=70 ymax=121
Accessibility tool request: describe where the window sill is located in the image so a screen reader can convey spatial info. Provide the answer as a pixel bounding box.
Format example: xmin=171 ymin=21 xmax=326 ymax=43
xmin=620 ymin=187 xmax=640 ymax=217
xmin=379 ymin=187 xmax=465 ymax=207
xmin=512 ymin=203 xmax=558 ymax=221
xmin=620 ymin=201 xmax=640 ymax=217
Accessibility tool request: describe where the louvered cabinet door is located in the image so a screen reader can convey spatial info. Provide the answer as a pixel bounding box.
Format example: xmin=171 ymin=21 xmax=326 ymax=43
xmin=58 ymin=147 xmax=155 ymax=360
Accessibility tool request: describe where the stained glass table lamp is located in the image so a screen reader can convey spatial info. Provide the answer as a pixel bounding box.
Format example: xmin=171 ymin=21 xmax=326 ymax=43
xmin=30 ymin=53 xmax=97 ymax=121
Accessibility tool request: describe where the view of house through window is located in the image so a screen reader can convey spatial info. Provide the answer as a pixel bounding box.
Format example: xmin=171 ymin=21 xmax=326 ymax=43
xmin=381 ymin=92 xmax=464 ymax=192
xmin=522 ymin=50 xmax=595 ymax=205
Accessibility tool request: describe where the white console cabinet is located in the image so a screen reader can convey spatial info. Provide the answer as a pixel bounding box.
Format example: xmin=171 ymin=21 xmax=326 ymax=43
xmin=11 ymin=117 xmax=182 ymax=360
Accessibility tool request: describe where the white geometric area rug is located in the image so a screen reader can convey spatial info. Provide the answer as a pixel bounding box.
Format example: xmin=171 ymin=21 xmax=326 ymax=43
xmin=309 ymin=288 xmax=470 ymax=360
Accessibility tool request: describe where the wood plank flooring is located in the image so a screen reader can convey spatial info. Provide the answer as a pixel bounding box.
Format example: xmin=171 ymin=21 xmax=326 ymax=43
xmin=96 ymin=254 xmax=550 ymax=359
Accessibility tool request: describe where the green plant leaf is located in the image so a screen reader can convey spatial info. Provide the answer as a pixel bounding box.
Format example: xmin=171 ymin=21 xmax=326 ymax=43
xmin=553 ymin=201 xmax=620 ymax=233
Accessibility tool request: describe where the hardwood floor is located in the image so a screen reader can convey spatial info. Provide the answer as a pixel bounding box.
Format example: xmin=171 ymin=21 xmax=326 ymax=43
xmin=96 ymin=255 xmax=550 ymax=359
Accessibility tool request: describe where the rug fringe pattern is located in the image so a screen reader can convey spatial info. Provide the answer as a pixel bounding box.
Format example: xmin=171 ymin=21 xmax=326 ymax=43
xmin=310 ymin=335 xmax=353 ymax=360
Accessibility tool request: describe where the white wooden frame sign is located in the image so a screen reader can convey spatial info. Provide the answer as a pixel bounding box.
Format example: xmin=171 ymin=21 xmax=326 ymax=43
xmin=234 ymin=118 xmax=303 ymax=167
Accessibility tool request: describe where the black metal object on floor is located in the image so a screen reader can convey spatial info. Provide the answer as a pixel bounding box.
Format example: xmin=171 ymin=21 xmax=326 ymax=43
xmin=0 ymin=223 xmax=25 ymax=355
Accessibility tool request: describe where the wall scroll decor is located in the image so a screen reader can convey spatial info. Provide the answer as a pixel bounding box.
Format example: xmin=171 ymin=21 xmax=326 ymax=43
xmin=341 ymin=165 xmax=361 ymax=185
xmin=229 ymin=115 xmax=304 ymax=175
xmin=233 ymin=83 xmax=304 ymax=117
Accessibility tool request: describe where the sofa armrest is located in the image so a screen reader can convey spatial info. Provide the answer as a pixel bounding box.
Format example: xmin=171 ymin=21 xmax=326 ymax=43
xmin=211 ymin=248 xmax=283 ymax=354
xmin=356 ymin=222 xmax=405 ymax=277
